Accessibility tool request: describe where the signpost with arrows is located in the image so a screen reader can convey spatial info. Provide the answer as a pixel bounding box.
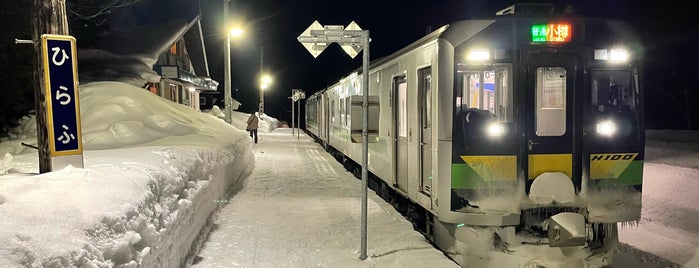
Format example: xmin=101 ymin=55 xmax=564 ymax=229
xmin=298 ymin=20 xmax=371 ymax=260
xmin=291 ymin=89 xmax=305 ymax=139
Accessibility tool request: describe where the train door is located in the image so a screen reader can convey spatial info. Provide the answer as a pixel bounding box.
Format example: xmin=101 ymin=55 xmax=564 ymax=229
xmin=393 ymin=75 xmax=408 ymax=189
xmin=418 ymin=67 xmax=432 ymax=194
xmin=525 ymin=56 xmax=582 ymax=192
xmin=322 ymin=94 xmax=330 ymax=146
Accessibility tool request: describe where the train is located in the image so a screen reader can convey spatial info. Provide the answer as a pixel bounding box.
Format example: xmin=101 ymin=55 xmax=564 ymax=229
xmin=304 ymin=4 xmax=644 ymax=267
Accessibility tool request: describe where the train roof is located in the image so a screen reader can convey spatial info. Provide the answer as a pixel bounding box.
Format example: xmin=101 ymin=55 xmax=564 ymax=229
xmin=308 ymin=3 xmax=641 ymax=97
xmin=371 ymin=4 xmax=640 ymax=67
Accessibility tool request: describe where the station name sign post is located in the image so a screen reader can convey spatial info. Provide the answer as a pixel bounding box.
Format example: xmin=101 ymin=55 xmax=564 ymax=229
xmin=298 ymin=20 xmax=371 ymax=260
xmin=41 ymin=34 xmax=84 ymax=171
xmin=291 ymin=89 xmax=305 ymax=139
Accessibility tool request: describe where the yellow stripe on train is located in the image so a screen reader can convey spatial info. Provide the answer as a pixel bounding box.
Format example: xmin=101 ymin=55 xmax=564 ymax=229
xmin=528 ymin=154 xmax=572 ymax=180
xmin=590 ymin=153 xmax=638 ymax=179
xmin=460 ymin=155 xmax=517 ymax=181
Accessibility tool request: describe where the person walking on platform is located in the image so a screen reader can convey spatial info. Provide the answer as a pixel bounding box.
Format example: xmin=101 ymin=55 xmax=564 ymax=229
xmin=246 ymin=112 xmax=260 ymax=143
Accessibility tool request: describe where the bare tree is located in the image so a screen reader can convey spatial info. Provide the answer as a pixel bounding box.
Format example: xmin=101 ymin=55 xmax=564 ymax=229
xmin=663 ymin=70 xmax=696 ymax=129
xmin=67 ymin=0 xmax=142 ymax=26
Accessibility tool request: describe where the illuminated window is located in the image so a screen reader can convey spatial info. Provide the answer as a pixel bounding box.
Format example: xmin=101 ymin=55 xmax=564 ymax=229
xmin=397 ymin=78 xmax=408 ymax=137
xmin=536 ymin=67 xmax=567 ymax=136
xmin=458 ymin=66 xmax=512 ymax=122
xmin=170 ymin=43 xmax=177 ymax=55
xmin=331 ymin=100 xmax=335 ymax=124
xmin=419 ymin=67 xmax=432 ymax=129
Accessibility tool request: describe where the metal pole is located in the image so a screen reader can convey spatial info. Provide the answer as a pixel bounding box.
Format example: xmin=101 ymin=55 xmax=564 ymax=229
xmin=359 ymin=30 xmax=370 ymax=261
xmin=223 ymin=0 xmax=232 ymax=124
xmin=298 ymin=98 xmax=301 ymax=140
xmin=259 ymin=46 xmax=264 ymax=115
xmin=291 ymin=96 xmax=295 ymax=135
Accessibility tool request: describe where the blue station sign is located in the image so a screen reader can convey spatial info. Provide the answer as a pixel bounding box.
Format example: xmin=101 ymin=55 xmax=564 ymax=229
xmin=41 ymin=34 xmax=83 ymax=156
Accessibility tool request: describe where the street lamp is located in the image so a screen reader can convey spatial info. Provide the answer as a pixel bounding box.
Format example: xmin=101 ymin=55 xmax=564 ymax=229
xmin=259 ymin=74 xmax=272 ymax=115
xmin=230 ymin=27 xmax=244 ymax=38
xmin=223 ymin=0 xmax=244 ymax=124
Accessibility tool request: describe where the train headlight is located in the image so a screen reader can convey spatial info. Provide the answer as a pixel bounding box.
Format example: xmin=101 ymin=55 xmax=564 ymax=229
xmin=610 ymin=49 xmax=629 ymax=62
xmin=594 ymin=48 xmax=629 ymax=63
xmin=596 ymin=120 xmax=617 ymax=137
xmin=487 ymin=122 xmax=506 ymax=137
xmin=467 ymin=49 xmax=490 ymax=62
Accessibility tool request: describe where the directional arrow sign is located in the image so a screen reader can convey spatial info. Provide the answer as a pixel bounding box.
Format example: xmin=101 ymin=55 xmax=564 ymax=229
xmin=298 ymin=20 xmax=326 ymax=58
xmin=297 ymin=19 xmax=373 ymax=261
xmin=341 ymin=21 xmax=363 ymax=59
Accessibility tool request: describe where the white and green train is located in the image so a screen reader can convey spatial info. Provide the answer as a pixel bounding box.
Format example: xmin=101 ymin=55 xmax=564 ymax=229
xmin=305 ymin=4 xmax=644 ymax=267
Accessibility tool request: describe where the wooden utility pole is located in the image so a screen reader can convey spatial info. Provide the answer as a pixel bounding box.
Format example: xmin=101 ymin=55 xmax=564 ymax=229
xmin=31 ymin=0 xmax=70 ymax=173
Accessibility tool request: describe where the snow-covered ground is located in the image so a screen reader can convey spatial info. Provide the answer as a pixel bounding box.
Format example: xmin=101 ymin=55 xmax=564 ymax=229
xmin=615 ymin=131 xmax=699 ymax=268
xmin=190 ymin=128 xmax=459 ymax=268
xmin=0 ymin=81 xmax=276 ymax=267
xmin=0 ymin=80 xmax=697 ymax=267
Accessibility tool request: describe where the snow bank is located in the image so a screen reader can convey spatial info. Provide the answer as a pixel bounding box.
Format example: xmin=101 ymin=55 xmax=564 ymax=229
xmin=0 ymin=81 xmax=254 ymax=267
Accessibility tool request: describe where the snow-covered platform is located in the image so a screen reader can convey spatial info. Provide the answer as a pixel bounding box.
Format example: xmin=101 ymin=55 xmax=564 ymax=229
xmin=192 ymin=128 xmax=459 ymax=267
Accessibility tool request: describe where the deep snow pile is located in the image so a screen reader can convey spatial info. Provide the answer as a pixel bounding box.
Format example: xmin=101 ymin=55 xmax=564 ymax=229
xmin=0 ymin=81 xmax=254 ymax=267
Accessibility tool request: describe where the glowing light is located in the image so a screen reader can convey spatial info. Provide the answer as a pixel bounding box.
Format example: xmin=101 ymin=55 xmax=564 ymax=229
xmin=487 ymin=122 xmax=506 ymax=137
xmin=531 ymin=23 xmax=572 ymax=43
xmin=230 ymin=27 xmax=244 ymax=38
xmin=596 ymin=120 xmax=617 ymax=137
xmin=260 ymin=74 xmax=272 ymax=85
xmin=610 ymin=49 xmax=629 ymax=62
xmin=467 ymin=49 xmax=490 ymax=61
xmin=260 ymin=74 xmax=273 ymax=90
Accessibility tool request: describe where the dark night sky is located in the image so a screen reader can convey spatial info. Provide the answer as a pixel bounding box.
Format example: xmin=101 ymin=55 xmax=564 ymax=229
xmin=1 ymin=0 xmax=697 ymax=132
xmin=198 ymin=0 xmax=539 ymax=122
xmin=195 ymin=0 xmax=699 ymax=128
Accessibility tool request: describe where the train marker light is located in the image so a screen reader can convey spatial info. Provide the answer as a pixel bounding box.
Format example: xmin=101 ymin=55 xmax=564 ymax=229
xmin=596 ymin=120 xmax=617 ymax=137
xmin=467 ymin=49 xmax=490 ymax=61
xmin=531 ymin=23 xmax=571 ymax=43
xmin=594 ymin=49 xmax=608 ymax=60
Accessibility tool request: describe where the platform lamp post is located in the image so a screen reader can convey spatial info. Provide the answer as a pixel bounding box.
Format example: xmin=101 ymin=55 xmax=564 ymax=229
xmin=223 ymin=0 xmax=244 ymax=124
xmin=259 ymin=74 xmax=272 ymax=116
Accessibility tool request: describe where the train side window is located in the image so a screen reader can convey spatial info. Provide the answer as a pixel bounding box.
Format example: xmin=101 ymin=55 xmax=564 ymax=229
xmin=419 ymin=67 xmax=432 ymax=129
xmin=341 ymin=97 xmax=348 ymax=126
xmin=339 ymin=98 xmax=343 ymax=126
xmin=398 ymin=78 xmax=408 ymax=137
xmin=345 ymin=97 xmax=350 ymax=127
xmin=331 ymin=99 xmax=335 ymax=124
xmin=536 ymin=67 xmax=567 ymax=136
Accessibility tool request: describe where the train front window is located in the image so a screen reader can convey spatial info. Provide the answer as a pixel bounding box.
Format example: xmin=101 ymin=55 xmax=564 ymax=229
xmin=536 ymin=67 xmax=567 ymax=136
xmin=457 ymin=66 xmax=512 ymax=122
xmin=591 ymin=70 xmax=635 ymax=112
